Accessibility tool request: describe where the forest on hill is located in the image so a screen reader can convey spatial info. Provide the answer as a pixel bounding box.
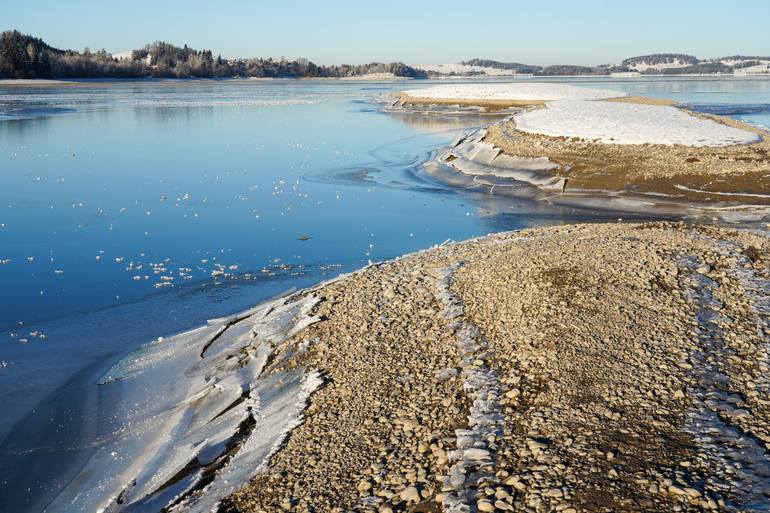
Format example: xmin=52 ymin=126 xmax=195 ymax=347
xmin=0 ymin=31 xmax=428 ymax=79
xmin=457 ymin=54 xmax=754 ymax=76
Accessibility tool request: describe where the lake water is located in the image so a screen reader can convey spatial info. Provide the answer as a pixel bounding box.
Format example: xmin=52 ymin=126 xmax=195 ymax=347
xmin=0 ymin=77 xmax=768 ymax=512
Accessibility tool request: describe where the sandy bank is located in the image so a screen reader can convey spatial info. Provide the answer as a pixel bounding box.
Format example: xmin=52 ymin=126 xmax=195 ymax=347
xmin=406 ymin=88 xmax=770 ymax=209
xmin=228 ymin=222 xmax=770 ymax=513
xmin=482 ymin=106 xmax=770 ymax=203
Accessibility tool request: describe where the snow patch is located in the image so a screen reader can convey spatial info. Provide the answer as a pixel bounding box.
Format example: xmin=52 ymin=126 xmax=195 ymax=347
xmin=514 ymin=100 xmax=761 ymax=147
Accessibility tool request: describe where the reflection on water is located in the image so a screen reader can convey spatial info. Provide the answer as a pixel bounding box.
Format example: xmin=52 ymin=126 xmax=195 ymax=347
xmin=0 ymin=77 xmax=768 ymax=512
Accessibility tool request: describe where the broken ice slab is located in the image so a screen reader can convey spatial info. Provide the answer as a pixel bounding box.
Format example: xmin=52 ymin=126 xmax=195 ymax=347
xmin=46 ymin=292 xmax=323 ymax=513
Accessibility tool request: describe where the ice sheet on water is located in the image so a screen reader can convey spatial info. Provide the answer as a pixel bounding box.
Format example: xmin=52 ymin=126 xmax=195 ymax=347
xmin=176 ymin=370 xmax=323 ymax=513
xmin=98 ymin=324 xmax=224 ymax=384
xmin=46 ymin=292 xmax=323 ymax=513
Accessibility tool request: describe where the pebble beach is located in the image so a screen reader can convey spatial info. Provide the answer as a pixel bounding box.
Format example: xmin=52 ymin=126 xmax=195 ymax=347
xmin=228 ymin=222 xmax=770 ymax=513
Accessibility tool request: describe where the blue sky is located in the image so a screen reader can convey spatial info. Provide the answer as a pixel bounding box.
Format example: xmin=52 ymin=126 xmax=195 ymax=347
xmin=4 ymin=0 xmax=770 ymax=65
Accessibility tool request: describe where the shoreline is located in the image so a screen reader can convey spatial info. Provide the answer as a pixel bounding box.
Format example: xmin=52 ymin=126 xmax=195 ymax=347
xmin=4 ymin=77 xmax=770 ymax=513
xmin=424 ymin=123 xmax=770 ymax=224
xmin=41 ymin=222 xmax=770 ymax=512
xmin=2 ymin=74 xmax=768 ymax=89
xmin=229 ymin=221 xmax=769 ymax=512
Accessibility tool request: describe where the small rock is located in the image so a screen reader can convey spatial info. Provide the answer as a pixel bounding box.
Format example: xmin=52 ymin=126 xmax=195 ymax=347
xmin=477 ymin=499 xmax=495 ymax=512
xmin=503 ymin=475 xmax=526 ymax=491
xmin=684 ymin=487 xmax=702 ymax=498
xmin=669 ymin=485 xmax=686 ymax=496
xmin=400 ymin=486 xmax=420 ymax=504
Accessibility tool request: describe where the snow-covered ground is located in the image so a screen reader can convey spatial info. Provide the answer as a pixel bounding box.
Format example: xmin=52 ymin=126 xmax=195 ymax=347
xmin=401 ymin=83 xmax=625 ymax=101
xmin=112 ymin=51 xmax=133 ymax=60
xmin=720 ymin=58 xmax=770 ymax=67
xmin=627 ymin=59 xmax=692 ymax=72
xmin=514 ymin=100 xmax=761 ymax=147
xmin=734 ymin=63 xmax=770 ymax=76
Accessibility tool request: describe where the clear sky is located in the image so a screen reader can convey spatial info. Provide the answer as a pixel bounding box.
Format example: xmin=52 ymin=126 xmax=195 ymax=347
xmin=4 ymin=0 xmax=770 ymax=65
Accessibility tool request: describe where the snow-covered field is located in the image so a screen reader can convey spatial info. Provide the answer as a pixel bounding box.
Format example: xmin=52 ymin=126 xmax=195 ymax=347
xmin=401 ymin=83 xmax=625 ymax=101
xmin=734 ymin=63 xmax=770 ymax=76
xmin=514 ymin=100 xmax=761 ymax=147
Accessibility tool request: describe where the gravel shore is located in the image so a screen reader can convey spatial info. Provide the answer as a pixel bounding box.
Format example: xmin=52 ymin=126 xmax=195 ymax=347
xmin=483 ymin=102 xmax=770 ymax=203
xmin=227 ymin=222 xmax=770 ymax=513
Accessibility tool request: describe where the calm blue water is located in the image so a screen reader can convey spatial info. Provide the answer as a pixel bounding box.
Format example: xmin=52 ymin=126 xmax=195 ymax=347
xmin=0 ymin=77 xmax=768 ymax=512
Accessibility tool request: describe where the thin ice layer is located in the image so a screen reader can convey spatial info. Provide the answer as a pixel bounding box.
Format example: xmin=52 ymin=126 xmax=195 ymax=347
xmin=45 ymin=293 xmax=323 ymax=513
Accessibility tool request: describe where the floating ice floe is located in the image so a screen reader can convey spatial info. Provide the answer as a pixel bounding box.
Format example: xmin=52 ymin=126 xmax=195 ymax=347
xmin=514 ymin=100 xmax=762 ymax=147
xmin=400 ymin=83 xmax=625 ymax=102
xmin=46 ymin=290 xmax=324 ymax=513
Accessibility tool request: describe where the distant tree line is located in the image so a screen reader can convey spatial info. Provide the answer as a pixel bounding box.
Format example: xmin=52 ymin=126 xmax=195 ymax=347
xmin=460 ymin=58 xmax=542 ymax=74
xmin=458 ymin=58 xmax=614 ymax=76
xmin=655 ymin=62 xmax=732 ymax=75
xmin=0 ymin=31 xmax=427 ymax=80
xmin=456 ymin=54 xmax=747 ymax=76
xmin=621 ymin=53 xmax=699 ymax=67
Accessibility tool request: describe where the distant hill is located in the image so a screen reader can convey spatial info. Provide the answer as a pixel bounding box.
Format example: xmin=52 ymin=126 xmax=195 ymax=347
xmin=3 ymin=31 xmax=765 ymax=80
xmin=430 ymin=52 xmax=762 ymax=77
xmin=460 ymin=58 xmax=542 ymax=75
xmin=540 ymin=64 xmax=598 ymax=76
xmin=622 ymin=53 xmax=699 ymax=70
xmin=0 ymin=30 xmax=428 ymax=80
xmin=718 ymin=55 xmax=770 ymax=62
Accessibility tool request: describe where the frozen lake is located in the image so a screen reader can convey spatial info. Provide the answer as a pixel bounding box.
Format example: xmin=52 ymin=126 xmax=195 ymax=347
xmin=0 ymin=76 xmax=768 ymax=512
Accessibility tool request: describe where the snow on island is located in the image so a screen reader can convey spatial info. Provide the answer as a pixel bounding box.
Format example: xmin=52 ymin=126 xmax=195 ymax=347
xmin=400 ymin=83 xmax=625 ymax=102
xmin=514 ymin=100 xmax=762 ymax=147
